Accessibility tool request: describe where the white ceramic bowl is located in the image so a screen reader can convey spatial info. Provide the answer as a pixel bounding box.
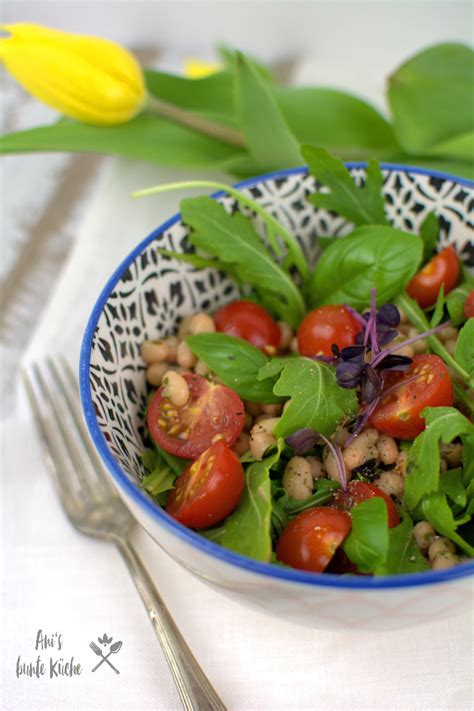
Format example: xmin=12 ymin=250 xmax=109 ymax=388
xmin=80 ymin=164 xmax=474 ymax=630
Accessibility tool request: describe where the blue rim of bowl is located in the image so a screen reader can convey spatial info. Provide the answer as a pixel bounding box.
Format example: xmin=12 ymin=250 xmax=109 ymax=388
xmin=80 ymin=163 xmax=474 ymax=590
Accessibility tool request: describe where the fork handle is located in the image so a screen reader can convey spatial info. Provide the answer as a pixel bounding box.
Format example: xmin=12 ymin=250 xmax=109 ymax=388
xmin=114 ymin=535 xmax=227 ymax=711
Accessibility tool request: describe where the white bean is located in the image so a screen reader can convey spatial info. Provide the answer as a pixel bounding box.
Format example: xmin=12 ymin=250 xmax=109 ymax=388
xmin=428 ymin=537 xmax=456 ymax=563
xmin=342 ymin=428 xmax=379 ymax=471
xmin=249 ymin=431 xmax=275 ymax=460
xmin=162 ymin=370 xmax=190 ymax=407
xmin=250 ymin=417 xmax=280 ymax=436
xmin=412 ymin=521 xmax=436 ymax=554
xmin=146 ymin=362 xmax=169 ymax=386
xmin=306 ymin=457 xmax=326 ymax=480
xmin=373 ymin=471 xmax=403 ymax=498
xmin=283 ymin=457 xmax=313 ymax=500
xmin=189 ymin=313 xmax=215 ymax=334
xmin=431 ymin=552 xmax=459 ymax=570
xmin=176 ymin=341 xmax=197 ymax=369
xmin=377 ymin=434 xmax=398 ymax=465
xmin=323 ymin=447 xmax=350 ymax=483
xmin=232 ymin=432 xmax=251 ymax=456
xmin=141 ymin=339 xmax=169 ymax=364
xmin=261 ymin=402 xmax=283 ymax=416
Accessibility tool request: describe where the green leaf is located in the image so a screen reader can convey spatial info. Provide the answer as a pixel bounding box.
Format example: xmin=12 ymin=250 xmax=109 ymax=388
xmin=374 ymin=514 xmax=430 ymax=575
xmin=454 ymin=319 xmax=474 ymax=384
xmin=180 ymin=196 xmax=305 ymax=326
xmin=0 ymin=114 xmax=247 ymax=168
xmin=430 ymin=285 xmax=445 ymax=328
xmin=278 ymin=479 xmax=340 ymax=516
xmin=419 ymin=212 xmax=439 ymax=260
xmin=221 ymin=441 xmax=284 ymax=561
xmin=388 ymin=43 xmax=474 ymax=157
xmin=186 ymin=333 xmax=282 ymax=403
xmin=446 ymin=276 xmax=474 ymax=326
xmin=439 ymin=468 xmax=467 ymax=507
xmin=419 ymin=493 xmax=474 ymax=556
xmin=155 ymin=443 xmax=188 ymax=476
xmin=404 ymin=406 xmax=474 ymax=511
xmin=343 ymin=498 xmax=389 ymax=573
xmin=273 ymin=87 xmax=399 ymax=158
xmin=302 ymin=145 xmax=389 ymax=226
xmin=235 ymin=52 xmax=301 ymax=170
xmin=269 ymin=357 xmax=358 ymax=439
xmin=307 ymin=225 xmax=423 ymax=309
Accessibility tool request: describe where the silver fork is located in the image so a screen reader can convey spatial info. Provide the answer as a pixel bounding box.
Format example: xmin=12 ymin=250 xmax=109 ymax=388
xmin=23 ymin=357 xmax=226 ymax=711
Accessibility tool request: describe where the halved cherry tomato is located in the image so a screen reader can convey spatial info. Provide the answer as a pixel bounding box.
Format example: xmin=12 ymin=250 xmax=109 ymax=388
xmin=369 ymin=354 xmax=453 ymax=439
xmin=297 ymin=305 xmax=362 ymax=358
xmin=332 ymin=481 xmax=400 ymax=528
xmin=166 ymin=441 xmax=245 ymax=528
xmin=214 ymin=300 xmax=280 ymax=350
xmin=147 ymin=373 xmax=245 ymax=459
xmin=406 ymin=246 xmax=460 ymax=309
xmin=465 ymin=290 xmax=474 ymax=319
xmin=275 ymin=507 xmax=351 ymax=572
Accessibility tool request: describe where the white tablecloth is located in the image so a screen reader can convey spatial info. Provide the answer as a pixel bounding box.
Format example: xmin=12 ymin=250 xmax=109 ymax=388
xmin=2 ymin=46 xmax=474 ymax=710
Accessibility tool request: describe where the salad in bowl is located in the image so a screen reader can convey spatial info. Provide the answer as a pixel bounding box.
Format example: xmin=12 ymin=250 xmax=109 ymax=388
xmin=81 ymin=146 xmax=474 ymax=628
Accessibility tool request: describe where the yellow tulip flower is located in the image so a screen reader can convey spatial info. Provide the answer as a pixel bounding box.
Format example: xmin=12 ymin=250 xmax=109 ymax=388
xmin=0 ymin=23 xmax=146 ymax=125
xmin=183 ymin=58 xmax=220 ymax=79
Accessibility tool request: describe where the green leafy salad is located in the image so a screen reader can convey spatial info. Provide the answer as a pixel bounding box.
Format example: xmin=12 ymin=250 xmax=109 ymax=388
xmin=137 ymin=146 xmax=474 ymax=576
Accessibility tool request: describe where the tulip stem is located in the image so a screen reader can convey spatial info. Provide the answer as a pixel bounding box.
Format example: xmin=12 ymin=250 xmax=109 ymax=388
xmin=145 ymin=95 xmax=247 ymax=149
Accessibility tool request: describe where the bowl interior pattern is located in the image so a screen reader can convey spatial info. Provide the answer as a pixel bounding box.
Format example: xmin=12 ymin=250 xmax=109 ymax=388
xmin=86 ymin=167 xmax=473 ymax=488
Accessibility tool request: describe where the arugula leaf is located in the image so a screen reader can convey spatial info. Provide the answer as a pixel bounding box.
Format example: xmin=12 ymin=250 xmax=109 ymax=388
xmin=439 ymin=468 xmax=467 ymax=508
xmin=404 ymin=407 xmax=474 ymax=511
xmin=180 ymin=196 xmax=305 ymax=327
xmin=462 ymin=433 xmax=474 ymax=489
xmin=271 ymin=479 xmax=339 ymax=538
xmin=447 ymin=276 xmax=474 ymax=325
xmin=221 ymin=441 xmax=284 ymax=561
xmin=302 ymin=145 xmax=388 ymax=226
xmin=374 ymin=514 xmax=430 ymax=575
xmin=186 ymin=333 xmax=282 ymax=403
xmin=235 ymin=52 xmax=301 ymax=171
xmin=430 ymin=285 xmax=445 ymax=328
xmin=343 ymin=498 xmax=389 ymax=573
xmin=141 ymin=447 xmax=180 ymax=505
xmin=306 ymin=225 xmax=423 ymax=309
xmin=419 ymin=493 xmax=474 ymax=557
xmin=419 ymin=212 xmax=439 ymax=260
xmin=388 ymin=43 xmax=474 ymax=158
xmin=259 ymin=357 xmax=358 ymax=439
xmin=155 ymin=443 xmax=188 ymax=476
xmin=454 ymin=319 xmax=474 ymax=386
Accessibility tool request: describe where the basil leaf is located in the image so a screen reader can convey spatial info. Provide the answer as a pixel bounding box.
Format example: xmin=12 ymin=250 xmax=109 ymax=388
xmin=439 ymin=468 xmax=467 ymax=508
xmin=454 ymin=319 xmax=474 ymax=385
xmin=419 ymin=493 xmax=474 ymax=557
xmin=404 ymin=407 xmax=474 ymax=511
xmin=447 ymin=277 xmax=474 ymax=326
xmin=186 ymin=333 xmax=282 ymax=402
xmin=374 ymin=514 xmax=430 ymax=575
xmin=419 ymin=212 xmax=439 ymax=260
xmin=343 ymin=498 xmax=389 ymax=573
xmin=180 ymin=196 xmax=305 ymax=327
xmin=388 ymin=43 xmax=474 ymax=158
xmin=307 ymin=225 xmax=423 ymax=309
xmin=274 ymin=87 xmax=398 ymax=158
xmin=235 ymin=52 xmax=301 ymax=171
xmin=221 ymin=441 xmax=283 ymax=561
xmin=268 ymin=357 xmax=358 ymax=439
xmin=302 ymin=145 xmax=388 ymax=226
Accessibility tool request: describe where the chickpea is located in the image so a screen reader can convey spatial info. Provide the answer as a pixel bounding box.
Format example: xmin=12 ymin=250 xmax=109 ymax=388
xmin=189 ymin=313 xmax=215 ymax=334
xmin=146 ymin=362 xmax=169 ymax=386
xmin=141 ymin=339 xmax=169 ymax=364
xmin=249 ymin=431 xmax=275 ymax=460
xmin=278 ymin=321 xmax=293 ymax=350
xmin=283 ymin=457 xmax=313 ymax=500
xmin=342 ymin=428 xmax=379 ymax=471
xmin=377 ymin=434 xmax=398 ymax=465
xmin=373 ymin=471 xmax=404 ymax=498
xmin=431 ymin=552 xmax=459 ymax=570
xmin=261 ymin=402 xmax=283 ymax=416
xmin=441 ymin=442 xmax=463 ymax=468
xmin=232 ymin=432 xmax=251 ymax=456
xmin=412 ymin=521 xmax=436 ymax=554
xmin=306 ymin=457 xmax=326 ymax=480
xmin=162 ymin=370 xmax=190 ymax=407
xmin=428 ymin=537 xmax=456 ymax=563
xmin=176 ymin=341 xmax=197 ymax=369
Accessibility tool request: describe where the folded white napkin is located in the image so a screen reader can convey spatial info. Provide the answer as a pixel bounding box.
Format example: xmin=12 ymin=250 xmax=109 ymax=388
xmin=3 ymin=52 xmax=473 ymax=709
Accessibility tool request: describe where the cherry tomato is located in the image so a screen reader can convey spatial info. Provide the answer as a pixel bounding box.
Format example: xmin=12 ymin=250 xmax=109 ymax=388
xmin=166 ymin=441 xmax=245 ymax=528
xmin=326 ymin=548 xmax=370 ymax=576
xmin=214 ymin=300 xmax=280 ymax=350
xmin=332 ymin=480 xmax=400 ymax=528
xmin=406 ymin=246 xmax=460 ymax=309
xmin=147 ymin=373 xmax=245 ymax=459
xmin=297 ymin=305 xmax=362 ymax=358
xmin=275 ymin=507 xmax=352 ymax=572
xmin=369 ymin=354 xmax=453 ymax=439
xmin=465 ymin=290 xmax=474 ymax=319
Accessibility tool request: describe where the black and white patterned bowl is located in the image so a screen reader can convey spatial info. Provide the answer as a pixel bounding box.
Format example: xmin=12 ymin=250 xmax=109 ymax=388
xmin=80 ymin=165 xmax=474 ymax=629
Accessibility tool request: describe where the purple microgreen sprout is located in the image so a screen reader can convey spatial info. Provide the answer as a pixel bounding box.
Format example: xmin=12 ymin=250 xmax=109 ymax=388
xmin=285 ymin=429 xmax=348 ymax=492
xmin=371 ymin=320 xmax=451 ymax=368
